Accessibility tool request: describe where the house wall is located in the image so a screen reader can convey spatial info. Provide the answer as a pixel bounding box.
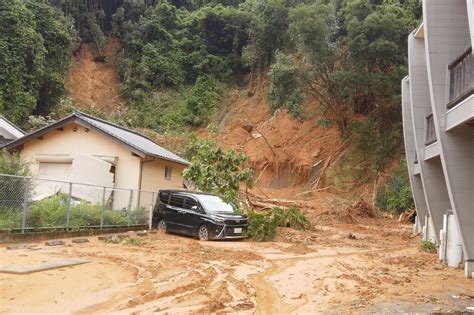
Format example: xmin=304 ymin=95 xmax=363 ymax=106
xmin=20 ymin=123 xmax=142 ymax=208
xmin=136 ymin=158 xmax=187 ymax=218
xmin=140 ymin=158 xmax=186 ymax=192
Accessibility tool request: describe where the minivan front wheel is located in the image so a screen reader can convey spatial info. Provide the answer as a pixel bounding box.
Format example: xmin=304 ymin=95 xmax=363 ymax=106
xmin=157 ymin=219 xmax=167 ymax=233
xmin=198 ymin=225 xmax=210 ymax=241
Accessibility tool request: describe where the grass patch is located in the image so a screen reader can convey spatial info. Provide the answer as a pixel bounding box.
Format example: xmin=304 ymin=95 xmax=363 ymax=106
xmin=420 ymin=240 xmax=437 ymax=253
xmin=0 ymin=194 xmax=147 ymax=231
xmin=104 ymin=235 xmax=146 ymax=246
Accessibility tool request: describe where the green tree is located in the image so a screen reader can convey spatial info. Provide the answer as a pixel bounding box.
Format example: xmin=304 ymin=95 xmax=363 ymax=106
xmin=268 ymin=51 xmax=304 ymax=118
xmin=288 ymin=1 xmax=352 ymax=133
xmin=26 ymin=1 xmax=72 ymax=115
xmin=241 ymin=0 xmax=289 ymax=74
xmin=183 ymin=137 xmax=253 ymax=202
xmin=0 ymin=0 xmax=45 ymax=122
xmin=343 ymin=0 xmax=413 ymax=113
xmin=0 ymin=0 xmax=71 ymax=122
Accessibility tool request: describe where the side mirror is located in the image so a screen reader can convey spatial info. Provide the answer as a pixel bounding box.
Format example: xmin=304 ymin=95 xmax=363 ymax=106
xmin=191 ymin=205 xmax=198 ymax=211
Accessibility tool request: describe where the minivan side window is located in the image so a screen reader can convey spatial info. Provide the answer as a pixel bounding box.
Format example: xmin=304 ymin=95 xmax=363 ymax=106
xmin=183 ymin=197 xmax=198 ymax=210
xmin=159 ymin=192 xmax=170 ymax=204
xmin=169 ymin=195 xmax=184 ymax=208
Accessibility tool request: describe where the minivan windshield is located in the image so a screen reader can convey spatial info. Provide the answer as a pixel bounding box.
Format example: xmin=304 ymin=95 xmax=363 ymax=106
xmin=195 ymin=195 xmax=235 ymax=213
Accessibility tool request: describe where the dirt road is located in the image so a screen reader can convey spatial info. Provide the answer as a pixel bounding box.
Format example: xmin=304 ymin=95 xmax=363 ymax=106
xmin=1 ymin=220 xmax=473 ymax=314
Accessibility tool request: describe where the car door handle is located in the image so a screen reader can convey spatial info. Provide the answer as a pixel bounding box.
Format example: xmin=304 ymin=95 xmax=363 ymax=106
xmin=178 ymin=210 xmax=186 ymax=214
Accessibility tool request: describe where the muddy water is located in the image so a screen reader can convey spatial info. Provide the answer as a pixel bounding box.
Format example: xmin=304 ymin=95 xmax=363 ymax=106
xmin=253 ymin=260 xmax=295 ymax=314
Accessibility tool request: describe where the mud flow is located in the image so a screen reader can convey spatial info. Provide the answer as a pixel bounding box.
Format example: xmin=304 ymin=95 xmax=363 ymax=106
xmin=2 ymin=221 xmax=473 ymax=314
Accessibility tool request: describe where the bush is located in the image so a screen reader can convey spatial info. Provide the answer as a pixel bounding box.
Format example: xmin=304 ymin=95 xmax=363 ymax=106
xmin=0 ymin=150 xmax=30 ymax=176
xmin=25 ymin=194 xmax=146 ymax=230
xmin=0 ymin=151 xmax=31 ymax=215
xmin=0 ymin=210 xmax=22 ymax=230
xmin=376 ymin=159 xmax=414 ymax=215
xmin=246 ymin=207 xmax=310 ymax=242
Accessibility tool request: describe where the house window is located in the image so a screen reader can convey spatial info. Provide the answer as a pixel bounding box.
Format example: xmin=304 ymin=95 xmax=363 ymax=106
xmin=164 ymin=166 xmax=172 ymax=180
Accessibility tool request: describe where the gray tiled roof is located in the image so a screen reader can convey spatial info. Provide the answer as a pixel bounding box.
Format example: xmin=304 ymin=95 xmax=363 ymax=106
xmin=2 ymin=112 xmax=189 ymax=165
xmin=76 ymin=112 xmax=189 ymax=165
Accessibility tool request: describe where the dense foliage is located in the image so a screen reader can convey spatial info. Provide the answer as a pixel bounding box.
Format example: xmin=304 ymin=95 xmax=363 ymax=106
xmin=0 ymin=0 xmax=421 ymax=174
xmin=0 ymin=0 xmax=72 ymax=122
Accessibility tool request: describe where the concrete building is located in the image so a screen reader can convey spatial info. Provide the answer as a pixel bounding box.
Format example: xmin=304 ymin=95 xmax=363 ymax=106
xmin=0 ymin=116 xmax=25 ymax=146
xmin=2 ymin=112 xmax=189 ymax=209
xmin=401 ymin=0 xmax=473 ymax=278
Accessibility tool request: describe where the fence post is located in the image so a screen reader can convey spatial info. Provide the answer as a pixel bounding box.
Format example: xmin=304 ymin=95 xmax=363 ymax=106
xmin=100 ymin=186 xmax=106 ymax=229
xmin=21 ymin=179 xmax=30 ymax=234
xmin=66 ymin=182 xmax=73 ymax=231
xmin=127 ymin=190 xmax=133 ymax=228
xmin=149 ymin=192 xmax=156 ymax=230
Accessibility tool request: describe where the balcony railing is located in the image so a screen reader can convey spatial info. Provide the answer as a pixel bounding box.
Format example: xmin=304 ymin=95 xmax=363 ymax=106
xmin=447 ymin=46 xmax=473 ymax=109
xmin=425 ymin=113 xmax=437 ymax=145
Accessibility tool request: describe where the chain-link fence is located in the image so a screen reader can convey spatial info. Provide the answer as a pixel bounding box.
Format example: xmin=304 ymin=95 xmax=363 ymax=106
xmin=0 ymin=173 xmax=158 ymax=233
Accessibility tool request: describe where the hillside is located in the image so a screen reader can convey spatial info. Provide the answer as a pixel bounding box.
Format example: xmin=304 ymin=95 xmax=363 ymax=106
xmin=1 ymin=0 xmax=418 ymax=216
xmin=66 ymin=38 xmax=125 ymax=113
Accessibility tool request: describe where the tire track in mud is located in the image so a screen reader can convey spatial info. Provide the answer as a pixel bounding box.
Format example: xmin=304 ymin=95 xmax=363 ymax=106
xmin=251 ymin=245 xmax=416 ymax=314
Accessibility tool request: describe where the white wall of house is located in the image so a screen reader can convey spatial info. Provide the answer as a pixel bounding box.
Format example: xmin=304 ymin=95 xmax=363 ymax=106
xmin=17 ymin=122 xmax=188 ymax=210
xmin=20 ymin=123 xmax=139 ymax=208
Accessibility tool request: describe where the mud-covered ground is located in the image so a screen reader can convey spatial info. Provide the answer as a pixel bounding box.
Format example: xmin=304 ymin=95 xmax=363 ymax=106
xmin=1 ymin=219 xmax=473 ymax=314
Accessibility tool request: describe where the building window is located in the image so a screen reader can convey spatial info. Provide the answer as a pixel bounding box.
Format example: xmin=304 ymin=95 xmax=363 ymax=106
xmin=165 ymin=166 xmax=172 ymax=180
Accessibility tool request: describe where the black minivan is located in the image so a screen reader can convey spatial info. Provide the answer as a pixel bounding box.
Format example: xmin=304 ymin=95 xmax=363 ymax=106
xmin=152 ymin=190 xmax=248 ymax=241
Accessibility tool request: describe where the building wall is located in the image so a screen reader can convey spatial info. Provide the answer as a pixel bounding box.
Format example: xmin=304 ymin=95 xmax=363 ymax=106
xmin=138 ymin=159 xmax=187 ymax=210
xmin=403 ymin=0 xmax=474 ymax=277
xmin=20 ymin=123 xmax=141 ymax=188
xmin=140 ymin=158 xmax=186 ymax=192
xmin=401 ymin=77 xmax=429 ymax=230
xmin=423 ymin=0 xmax=474 ymax=261
xmin=20 ymin=123 xmax=142 ymax=209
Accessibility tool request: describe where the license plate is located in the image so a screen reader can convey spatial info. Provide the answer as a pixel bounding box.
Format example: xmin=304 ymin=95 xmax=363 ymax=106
xmin=234 ymin=228 xmax=242 ymax=234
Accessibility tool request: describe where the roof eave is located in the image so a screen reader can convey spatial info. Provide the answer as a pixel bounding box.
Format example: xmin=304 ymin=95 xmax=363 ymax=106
xmin=147 ymin=153 xmax=190 ymax=166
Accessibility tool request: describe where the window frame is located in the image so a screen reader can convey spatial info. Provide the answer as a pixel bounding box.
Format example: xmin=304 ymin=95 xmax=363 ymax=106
xmin=169 ymin=194 xmax=184 ymax=208
xmin=164 ymin=166 xmax=172 ymax=180
xmin=159 ymin=191 xmax=171 ymax=204
xmin=183 ymin=197 xmax=201 ymax=212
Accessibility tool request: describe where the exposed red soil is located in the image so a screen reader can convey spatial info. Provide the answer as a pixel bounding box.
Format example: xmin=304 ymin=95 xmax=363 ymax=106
xmin=66 ymin=37 xmax=126 ymax=113
xmin=211 ymin=87 xmax=345 ymax=192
